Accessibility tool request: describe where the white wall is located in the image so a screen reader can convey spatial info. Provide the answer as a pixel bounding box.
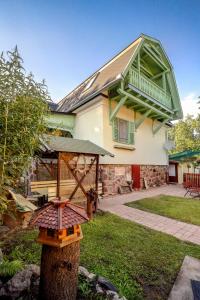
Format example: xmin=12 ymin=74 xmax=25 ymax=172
xmin=101 ymin=98 xmax=168 ymax=165
xmin=74 ymin=96 xmax=168 ymax=166
xmin=73 ymin=96 xmax=104 ymax=146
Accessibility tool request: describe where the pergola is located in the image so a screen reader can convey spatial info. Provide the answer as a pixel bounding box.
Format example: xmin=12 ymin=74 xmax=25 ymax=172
xmin=36 ymin=134 xmax=113 ymax=217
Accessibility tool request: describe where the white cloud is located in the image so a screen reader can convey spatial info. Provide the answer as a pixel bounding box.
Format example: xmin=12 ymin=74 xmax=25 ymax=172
xmin=181 ymin=93 xmax=199 ymax=118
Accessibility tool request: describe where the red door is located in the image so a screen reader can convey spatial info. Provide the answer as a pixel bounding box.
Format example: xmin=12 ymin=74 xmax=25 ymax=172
xmin=169 ymin=162 xmax=178 ymax=183
xmin=132 ymin=165 xmax=141 ymax=189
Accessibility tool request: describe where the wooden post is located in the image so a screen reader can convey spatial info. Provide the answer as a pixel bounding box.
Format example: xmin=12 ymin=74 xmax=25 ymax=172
xmin=36 ymin=159 xmax=39 ymax=181
xmin=87 ymin=197 xmax=93 ymax=220
xmin=39 ymin=241 xmax=80 ymax=300
xmin=57 ymin=152 xmax=61 ymax=199
xmin=95 ymin=155 xmax=99 ymax=211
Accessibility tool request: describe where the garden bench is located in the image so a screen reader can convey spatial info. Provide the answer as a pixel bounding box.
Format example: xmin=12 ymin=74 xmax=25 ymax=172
xmin=188 ymin=187 xmax=200 ymax=198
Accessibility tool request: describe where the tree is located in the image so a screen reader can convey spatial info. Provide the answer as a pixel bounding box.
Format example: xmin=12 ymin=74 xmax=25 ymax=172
xmin=169 ymin=115 xmax=200 ymax=153
xmin=0 ymin=47 xmax=49 ymax=213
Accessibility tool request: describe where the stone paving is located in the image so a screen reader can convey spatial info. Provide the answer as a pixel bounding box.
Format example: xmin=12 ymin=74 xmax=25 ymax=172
xmin=99 ymin=184 xmax=200 ymax=245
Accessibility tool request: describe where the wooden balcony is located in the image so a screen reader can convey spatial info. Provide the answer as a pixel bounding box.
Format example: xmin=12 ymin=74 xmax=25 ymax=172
xmin=129 ymin=67 xmax=172 ymax=109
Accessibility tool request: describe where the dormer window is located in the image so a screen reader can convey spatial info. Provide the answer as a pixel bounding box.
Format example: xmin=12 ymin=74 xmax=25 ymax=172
xmin=84 ymin=73 xmax=99 ymax=91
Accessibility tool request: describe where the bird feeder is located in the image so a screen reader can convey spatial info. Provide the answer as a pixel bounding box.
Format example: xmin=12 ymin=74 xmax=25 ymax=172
xmin=30 ymin=199 xmax=88 ymax=247
xmin=30 ymin=199 xmax=89 ymax=300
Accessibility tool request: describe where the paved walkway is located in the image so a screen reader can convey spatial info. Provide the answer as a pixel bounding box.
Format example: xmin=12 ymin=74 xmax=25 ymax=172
xmin=99 ymin=185 xmax=200 ymax=245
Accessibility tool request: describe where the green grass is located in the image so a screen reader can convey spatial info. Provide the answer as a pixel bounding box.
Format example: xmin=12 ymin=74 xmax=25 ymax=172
xmin=2 ymin=212 xmax=200 ymax=300
xmin=126 ymin=194 xmax=200 ymax=226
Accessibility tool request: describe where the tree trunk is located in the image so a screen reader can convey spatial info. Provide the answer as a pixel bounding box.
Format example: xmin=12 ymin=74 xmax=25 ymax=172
xmin=39 ymin=241 xmax=80 ymax=300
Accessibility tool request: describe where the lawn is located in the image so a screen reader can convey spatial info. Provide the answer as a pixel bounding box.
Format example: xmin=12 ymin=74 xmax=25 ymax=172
xmin=2 ymin=212 xmax=200 ymax=300
xmin=126 ymin=194 xmax=200 ymax=226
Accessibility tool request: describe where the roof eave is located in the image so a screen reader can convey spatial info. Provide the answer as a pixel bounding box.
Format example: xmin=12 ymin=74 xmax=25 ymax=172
xmin=68 ymin=76 xmax=122 ymax=113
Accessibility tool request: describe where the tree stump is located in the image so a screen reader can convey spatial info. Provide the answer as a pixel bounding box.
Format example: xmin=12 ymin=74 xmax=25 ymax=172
xmin=39 ymin=241 xmax=80 ymax=300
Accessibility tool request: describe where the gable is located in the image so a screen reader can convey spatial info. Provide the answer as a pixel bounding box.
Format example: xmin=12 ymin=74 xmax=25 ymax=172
xmin=57 ymin=37 xmax=142 ymax=112
xmin=123 ymin=35 xmax=183 ymax=119
xmin=57 ymin=34 xmax=182 ymax=121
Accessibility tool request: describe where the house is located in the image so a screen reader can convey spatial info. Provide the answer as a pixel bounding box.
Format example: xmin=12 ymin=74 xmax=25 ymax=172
xmin=169 ymin=150 xmax=200 ymax=184
xmin=50 ymin=34 xmax=183 ymax=195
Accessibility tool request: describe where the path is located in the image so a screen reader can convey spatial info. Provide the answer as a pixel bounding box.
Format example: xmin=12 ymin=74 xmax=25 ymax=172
xmin=99 ymin=184 xmax=200 ymax=245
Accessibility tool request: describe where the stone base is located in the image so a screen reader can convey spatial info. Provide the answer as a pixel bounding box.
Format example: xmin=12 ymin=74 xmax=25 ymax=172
xmin=99 ymin=164 xmax=168 ymax=196
xmin=140 ymin=165 xmax=168 ymax=189
xmin=99 ymin=165 xmax=131 ymax=196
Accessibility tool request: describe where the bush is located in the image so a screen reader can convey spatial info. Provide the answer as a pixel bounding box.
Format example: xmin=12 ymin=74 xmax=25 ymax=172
xmin=0 ymin=259 xmax=23 ymax=277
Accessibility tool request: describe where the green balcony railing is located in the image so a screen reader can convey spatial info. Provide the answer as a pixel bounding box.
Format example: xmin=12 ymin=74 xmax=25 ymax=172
xmin=129 ymin=67 xmax=172 ymax=109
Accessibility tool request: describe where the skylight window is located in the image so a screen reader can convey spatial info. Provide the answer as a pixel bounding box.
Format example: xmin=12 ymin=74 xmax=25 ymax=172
xmin=84 ymin=73 xmax=99 ymax=91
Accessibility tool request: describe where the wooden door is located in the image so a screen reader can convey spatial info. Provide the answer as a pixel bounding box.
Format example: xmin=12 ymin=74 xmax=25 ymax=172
xmin=132 ymin=165 xmax=141 ymax=189
xmin=169 ymin=162 xmax=178 ymax=183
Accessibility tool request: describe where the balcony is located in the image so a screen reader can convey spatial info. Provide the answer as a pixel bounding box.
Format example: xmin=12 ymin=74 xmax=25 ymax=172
xmin=129 ymin=67 xmax=172 ymax=109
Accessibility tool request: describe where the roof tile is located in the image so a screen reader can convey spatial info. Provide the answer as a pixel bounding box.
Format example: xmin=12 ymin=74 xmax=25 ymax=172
xmin=30 ymin=200 xmax=89 ymax=230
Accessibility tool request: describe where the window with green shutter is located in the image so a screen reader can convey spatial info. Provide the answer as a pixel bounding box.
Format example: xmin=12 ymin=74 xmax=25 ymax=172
xmin=112 ymin=118 xmax=135 ymax=145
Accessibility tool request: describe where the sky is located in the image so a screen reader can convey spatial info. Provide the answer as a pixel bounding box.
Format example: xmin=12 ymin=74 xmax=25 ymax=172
xmin=0 ymin=0 xmax=199 ymax=117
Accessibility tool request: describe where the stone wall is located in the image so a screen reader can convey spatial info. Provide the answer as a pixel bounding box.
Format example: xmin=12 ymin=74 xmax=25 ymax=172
xmin=99 ymin=165 xmax=132 ymax=196
xmin=140 ymin=165 xmax=168 ymax=188
xmin=100 ymin=164 xmax=168 ymax=196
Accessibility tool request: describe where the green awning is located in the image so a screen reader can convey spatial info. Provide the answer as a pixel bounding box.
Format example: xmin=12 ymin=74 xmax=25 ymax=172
xmin=169 ymin=150 xmax=200 ymax=161
xmin=45 ymin=112 xmax=75 ymax=134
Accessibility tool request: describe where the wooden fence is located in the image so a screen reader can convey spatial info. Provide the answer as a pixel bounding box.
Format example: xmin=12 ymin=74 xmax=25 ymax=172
xmin=183 ymin=173 xmax=200 ymax=187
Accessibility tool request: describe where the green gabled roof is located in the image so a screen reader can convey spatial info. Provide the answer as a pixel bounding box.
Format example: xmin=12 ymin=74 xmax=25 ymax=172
xmin=40 ymin=134 xmax=114 ymax=157
xmin=57 ymin=37 xmax=142 ymax=113
xmin=57 ymin=34 xmax=183 ymax=120
xmin=169 ymin=150 xmax=200 ymax=161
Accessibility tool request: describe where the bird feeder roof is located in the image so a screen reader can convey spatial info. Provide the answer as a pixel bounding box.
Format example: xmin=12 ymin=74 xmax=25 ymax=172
xmin=30 ymin=200 xmax=89 ymax=230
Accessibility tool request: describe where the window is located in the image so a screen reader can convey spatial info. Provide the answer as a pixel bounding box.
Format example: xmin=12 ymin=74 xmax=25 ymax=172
xmin=84 ymin=72 xmax=99 ymax=91
xmin=67 ymin=226 xmax=74 ymax=236
xmin=47 ymin=228 xmax=55 ymax=238
xmin=112 ymin=118 xmax=134 ymax=145
xmin=118 ymin=119 xmax=128 ymax=143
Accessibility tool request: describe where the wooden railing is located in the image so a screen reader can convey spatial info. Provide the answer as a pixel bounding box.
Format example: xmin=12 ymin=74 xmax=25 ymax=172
xmin=183 ymin=173 xmax=200 ymax=187
xmin=129 ymin=67 xmax=172 ymax=109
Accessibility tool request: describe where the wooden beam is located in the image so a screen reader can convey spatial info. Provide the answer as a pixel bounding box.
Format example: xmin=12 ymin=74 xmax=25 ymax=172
xmin=109 ymin=96 xmax=128 ymax=122
xmin=135 ymin=110 xmax=152 ymax=129
xmin=122 ymin=39 xmax=144 ymax=77
xmin=144 ymin=44 xmax=168 ymax=69
xmin=109 ymin=98 xmax=112 ymax=118
xmin=140 ymin=58 xmax=154 ymax=77
xmin=143 ymin=45 xmax=168 ymax=70
xmin=118 ymin=88 xmax=172 ymax=119
xmin=166 ymin=72 xmax=174 ymax=99
xmin=128 ymin=83 xmax=173 ymax=114
xmin=138 ymin=53 xmax=140 ymax=89
xmin=150 ymin=44 xmax=162 ymax=57
xmin=152 ymin=119 xmax=168 ymax=135
xmin=70 ymin=157 xmax=96 ymax=200
xmin=56 ymin=152 xmax=61 ymax=199
xmin=151 ymin=71 xmax=167 ymax=80
xmin=61 ymin=153 xmax=90 ymax=199
xmin=37 ymin=157 xmax=53 ymax=178
xmin=162 ymin=73 xmax=166 ymax=91
xmin=95 ymin=155 xmax=99 ymax=211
